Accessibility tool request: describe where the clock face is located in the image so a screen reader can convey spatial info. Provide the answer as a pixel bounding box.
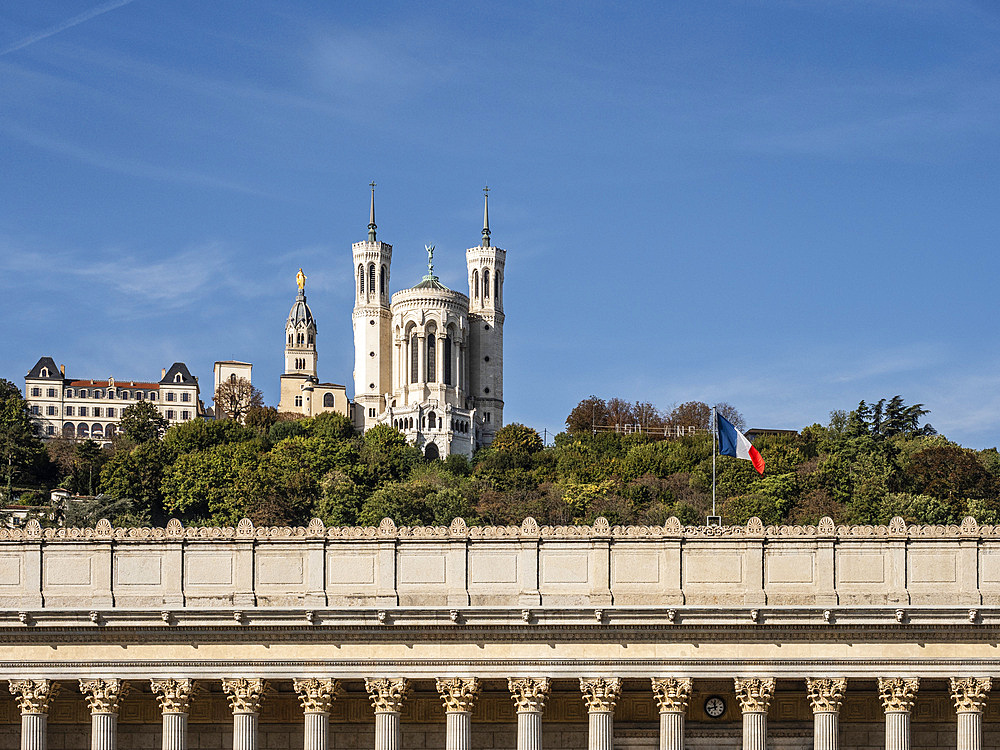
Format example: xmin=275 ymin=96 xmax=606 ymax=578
xmin=704 ymin=696 xmax=726 ymax=718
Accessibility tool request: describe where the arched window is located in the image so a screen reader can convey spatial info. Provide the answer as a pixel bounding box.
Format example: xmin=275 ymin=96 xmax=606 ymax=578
xmin=106 ymin=424 xmax=116 ymax=439
xmin=380 ymin=265 xmax=386 ymax=294
xmin=472 ymin=270 xmax=479 ymax=299
xmin=426 ymin=335 xmax=436 ymax=382
xmin=40 ymin=368 xmax=48 ymax=377
xmin=63 ymin=423 xmax=74 ymax=438
xmin=483 ymin=269 xmax=490 ymax=299
xmin=495 ymin=271 xmax=500 ymax=300
xmin=368 ymin=264 xmax=376 ymax=295
xmin=323 ymin=393 xmax=334 ymax=407
xmin=230 ymin=373 xmax=237 ymax=382
xmin=288 ymin=334 xmax=293 ymax=345
xmin=77 ymin=423 xmax=89 ymax=439
xmin=91 ymin=424 xmax=103 ymax=438
xmin=443 ymin=335 xmax=452 ymax=385
xmin=428 ymin=411 xmax=437 ymax=430
xmin=358 ymin=265 xmax=365 ymax=294
xmin=410 ymin=335 xmax=419 ymax=383
xmin=65 ymin=388 xmax=73 ymax=397
xmin=425 ymin=442 xmax=439 ymax=460
xmin=79 ymin=389 xmax=88 ymax=398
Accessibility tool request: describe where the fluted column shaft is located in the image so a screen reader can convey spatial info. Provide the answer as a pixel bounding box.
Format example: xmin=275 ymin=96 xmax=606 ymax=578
xmin=517 ymin=712 xmax=542 ymax=750
xmin=232 ymin=713 xmax=257 ymax=750
xmin=21 ymin=714 xmax=46 ymax=750
xmin=958 ymin=712 xmax=981 ymax=750
xmin=587 ymin=711 xmax=613 ymax=750
xmin=374 ymin=711 xmax=401 ymax=750
xmin=303 ymin=713 xmax=327 ymax=750
xmin=161 ymin=714 xmax=187 ymax=750
xmin=742 ymin=711 xmax=766 ymax=750
xmin=734 ymin=678 xmax=774 ymax=750
xmin=658 ymin=713 xmax=683 ymax=750
xmin=221 ymin=678 xmax=267 ymax=750
xmin=91 ymin=713 xmax=117 ymax=750
xmin=879 ymin=678 xmax=918 ymax=750
xmin=446 ymin=711 xmax=471 ymax=750
xmin=885 ymin=711 xmax=909 ymax=750
xmin=813 ymin=712 xmax=838 ymax=750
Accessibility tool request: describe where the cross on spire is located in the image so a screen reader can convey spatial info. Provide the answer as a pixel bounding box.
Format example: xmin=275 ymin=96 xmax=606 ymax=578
xmin=481 ymin=184 xmax=491 ymax=247
xmin=368 ymin=181 xmax=377 ymax=242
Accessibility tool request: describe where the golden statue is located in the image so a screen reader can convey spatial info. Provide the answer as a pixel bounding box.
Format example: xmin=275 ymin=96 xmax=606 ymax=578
xmin=296 ymin=268 xmax=306 ymax=291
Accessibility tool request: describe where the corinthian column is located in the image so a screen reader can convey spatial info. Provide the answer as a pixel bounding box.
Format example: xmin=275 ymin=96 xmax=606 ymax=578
xmin=150 ymin=679 xmax=196 ymax=750
xmin=294 ymin=679 xmax=342 ymax=750
xmin=222 ymin=678 xmax=269 ymax=750
xmin=9 ymin=680 xmax=59 ymax=750
xmin=879 ymin=678 xmax=919 ymax=750
xmin=580 ymin=678 xmax=621 ymax=750
xmin=509 ymin=678 xmax=551 ymax=750
xmin=365 ymin=678 xmax=410 ymax=750
xmin=436 ymin=678 xmax=482 ymax=750
xmin=951 ymin=677 xmax=991 ymax=750
xmin=79 ymin=679 xmax=128 ymax=750
xmin=734 ymin=678 xmax=774 ymax=750
xmin=651 ymin=678 xmax=691 ymax=750
xmin=806 ymin=678 xmax=846 ymax=750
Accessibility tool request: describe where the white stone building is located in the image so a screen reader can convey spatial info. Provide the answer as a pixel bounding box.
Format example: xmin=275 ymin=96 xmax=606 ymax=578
xmin=24 ymin=358 xmax=203 ymax=441
xmin=352 ymin=187 xmax=505 ymax=458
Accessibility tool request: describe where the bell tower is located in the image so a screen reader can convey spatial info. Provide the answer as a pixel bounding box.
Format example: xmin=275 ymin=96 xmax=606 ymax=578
xmin=466 ymin=186 xmax=505 ymax=445
xmin=352 ymin=182 xmax=393 ymax=430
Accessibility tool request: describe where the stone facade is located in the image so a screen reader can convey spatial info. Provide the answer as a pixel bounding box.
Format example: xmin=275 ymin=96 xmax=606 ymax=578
xmin=352 ymin=187 xmax=504 ymax=457
xmin=24 ymin=359 xmax=203 ymax=441
xmin=0 ymin=514 xmax=996 ymax=749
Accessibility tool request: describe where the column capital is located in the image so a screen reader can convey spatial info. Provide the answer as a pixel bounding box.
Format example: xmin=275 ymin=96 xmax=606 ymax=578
xmin=222 ymin=678 xmax=269 ymax=714
xmin=293 ymin=678 xmax=343 ymax=714
xmin=806 ymin=678 xmax=847 ymax=714
xmin=651 ymin=678 xmax=692 ymax=713
xmin=734 ymin=678 xmax=775 ymax=714
xmin=878 ymin=677 xmax=919 ymax=713
xmin=950 ymin=677 xmax=992 ymax=714
xmin=580 ymin=678 xmax=622 ymax=713
xmin=150 ymin=679 xmax=196 ymax=714
xmin=508 ymin=677 xmax=551 ymax=713
xmin=79 ymin=679 xmax=128 ymax=714
xmin=436 ymin=677 xmax=482 ymax=713
xmin=365 ymin=677 xmax=411 ymax=713
xmin=9 ymin=679 xmax=59 ymax=715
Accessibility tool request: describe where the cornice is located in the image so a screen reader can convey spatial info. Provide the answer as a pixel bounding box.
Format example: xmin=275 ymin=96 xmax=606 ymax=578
xmin=2 ymin=515 xmax=991 ymax=543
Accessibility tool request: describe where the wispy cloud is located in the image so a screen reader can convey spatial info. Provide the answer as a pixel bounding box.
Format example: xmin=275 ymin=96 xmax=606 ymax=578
xmin=1 ymin=0 xmax=137 ymax=56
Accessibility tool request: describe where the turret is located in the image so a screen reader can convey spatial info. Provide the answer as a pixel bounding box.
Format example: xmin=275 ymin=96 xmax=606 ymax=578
xmin=352 ymin=182 xmax=393 ymax=429
xmin=284 ymin=268 xmax=317 ymax=377
xmin=466 ymin=186 xmax=505 ymax=444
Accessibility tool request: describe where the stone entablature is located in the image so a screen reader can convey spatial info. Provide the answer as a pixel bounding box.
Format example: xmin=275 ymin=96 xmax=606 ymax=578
xmin=0 ymin=515 xmax=998 ymax=613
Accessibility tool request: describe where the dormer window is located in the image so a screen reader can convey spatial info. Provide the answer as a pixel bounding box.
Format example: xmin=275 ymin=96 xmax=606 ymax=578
xmin=79 ymin=389 xmax=88 ymax=398
xmin=40 ymin=368 xmax=48 ymax=378
xmin=174 ymin=374 xmax=182 ymax=383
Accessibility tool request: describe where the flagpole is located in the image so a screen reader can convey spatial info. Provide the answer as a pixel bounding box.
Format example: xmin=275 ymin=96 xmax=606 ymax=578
xmin=711 ymin=405 xmax=717 ymax=519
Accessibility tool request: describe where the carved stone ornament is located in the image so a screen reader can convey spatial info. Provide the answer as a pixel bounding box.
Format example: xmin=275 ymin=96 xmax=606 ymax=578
xmin=878 ymin=678 xmax=920 ymax=713
xmin=950 ymin=677 xmax=992 ymax=714
xmin=150 ymin=679 xmax=196 ymax=714
xmin=221 ymin=678 xmax=269 ymax=714
xmin=508 ymin=677 xmax=551 ymax=713
xmin=365 ymin=678 xmax=410 ymax=713
xmin=79 ymin=679 xmax=129 ymax=714
xmin=9 ymin=680 xmax=59 ymax=715
xmin=734 ymin=678 xmax=775 ymax=714
xmin=580 ymin=678 xmax=622 ymax=712
xmin=436 ymin=677 xmax=482 ymax=713
xmin=805 ymin=678 xmax=847 ymax=713
xmin=651 ymin=678 xmax=693 ymax=713
xmin=293 ymin=678 xmax=343 ymax=714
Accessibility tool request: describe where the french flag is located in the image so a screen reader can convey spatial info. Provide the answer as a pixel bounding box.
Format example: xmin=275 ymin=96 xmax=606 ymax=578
xmin=716 ymin=413 xmax=765 ymax=474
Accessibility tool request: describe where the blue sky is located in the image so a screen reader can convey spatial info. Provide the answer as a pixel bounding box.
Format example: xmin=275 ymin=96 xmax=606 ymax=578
xmin=3 ymin=0 xmax=1000 ymax=446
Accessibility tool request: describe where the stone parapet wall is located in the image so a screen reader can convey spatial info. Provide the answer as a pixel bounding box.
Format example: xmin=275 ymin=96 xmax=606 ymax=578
xmin=0 ymin=515 xmax=996 ymax=611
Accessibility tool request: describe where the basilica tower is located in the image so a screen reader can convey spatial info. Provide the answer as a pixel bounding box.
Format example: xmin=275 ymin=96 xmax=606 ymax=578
xmin=466 ymin=187 xmax=505 ymax=444
xmin=352 ymin=184 xmax=393 ymax=429
xmin=278 ymin=269 xmax=318 ymax=413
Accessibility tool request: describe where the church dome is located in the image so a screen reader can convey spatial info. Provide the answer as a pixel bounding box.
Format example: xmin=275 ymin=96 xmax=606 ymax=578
xmin=287 ymin=291 xmax=315 ymax=329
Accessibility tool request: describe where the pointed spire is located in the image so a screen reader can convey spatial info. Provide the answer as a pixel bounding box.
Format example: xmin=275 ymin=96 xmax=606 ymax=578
xmin=481 ymin=185 xmax=491 ymax=247
xmin=368 ymin=181 xmax=377 ymax=242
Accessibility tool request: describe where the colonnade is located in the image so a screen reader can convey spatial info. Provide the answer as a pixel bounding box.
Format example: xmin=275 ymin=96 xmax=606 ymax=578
xmin=4 ymin=675 xmax=993 ymax=750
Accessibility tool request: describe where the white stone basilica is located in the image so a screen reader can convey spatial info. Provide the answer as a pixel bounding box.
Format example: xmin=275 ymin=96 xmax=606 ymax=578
xmin=351 ymin=187 xmax=505 ymax=458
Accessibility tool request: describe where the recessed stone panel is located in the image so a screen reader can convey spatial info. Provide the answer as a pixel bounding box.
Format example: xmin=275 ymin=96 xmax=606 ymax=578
xmin=398 ymin=554 xmax=447 ymax=584
xmin=115 ymin=554 xmax=162 ymax=586
xmin=541 ymin=554 xmax=589 ymax=584
xmin=685 ymin=553 xmax=742 ymax=584
xmin=470 ymin=553 xmax=518 ymax=584
xmin=328 ymin=554 xmax=375 ymax=585
xmin=257 ymin=554 xmax=304 ymax=585
xmin=612 ymin=553 xmax=659 ymax=584
xmin=838 ymin=554 xmax=885 ymax=584
xmin=765 ymin=553 xmax=814 ymax=584
xmin=185 ymin=553 xmax=233 ymax=586
xmin=0 ymin=556 xmax=21 ymax=586
xmin=908 ymin=553 xmax=957 ymax=584
xmin=44 ymin=554 xmax=92 ymax=586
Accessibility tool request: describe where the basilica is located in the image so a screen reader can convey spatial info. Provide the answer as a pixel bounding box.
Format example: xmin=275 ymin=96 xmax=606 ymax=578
xmin=279 ymin=187 xmax=505 ymax=458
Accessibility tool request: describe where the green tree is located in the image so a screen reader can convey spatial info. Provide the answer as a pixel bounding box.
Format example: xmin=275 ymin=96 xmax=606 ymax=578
xmin=309 ymin=412 xmax=355 ymax=440
xmin=161 ymin=442 xmax=260 ymax=524
xmin=565 ymin=396 xmax=610 ymax=433
xmin=491 ymin=423 xmax=543 ymax=455
xmin=360 ymin=424 xmax=421 ymax=486
xmin=73 ymin=440 xmax=105 ymax=496
xmin=99 ymin=441 xmax=176 ymax=523
xmin=118 ymin=401 xmax=169 ymax=444
xmin=0 ymin=379 xmax=44 ymax=503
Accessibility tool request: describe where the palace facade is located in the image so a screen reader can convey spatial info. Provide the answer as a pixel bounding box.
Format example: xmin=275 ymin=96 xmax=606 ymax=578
xmin=0 ymin=515 xmax=995 ymax=750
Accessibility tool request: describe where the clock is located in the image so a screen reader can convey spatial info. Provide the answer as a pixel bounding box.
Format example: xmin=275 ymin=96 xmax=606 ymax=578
xmin=704 ymin=695 xmax=726 ymax=718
